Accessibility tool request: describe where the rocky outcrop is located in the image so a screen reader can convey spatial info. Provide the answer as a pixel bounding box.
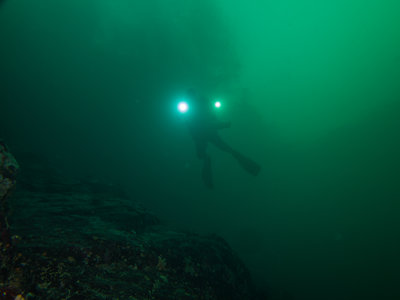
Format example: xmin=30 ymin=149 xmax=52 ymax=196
xmin=0 ymin=140 xmax=19 ymax=204
xmin=0 ymin=149 xmax=265 ymax=299
xmin=0 ymin=141 xmax=22 ymax=300
xmin=0 ymin=140 xmax=19 ymax=247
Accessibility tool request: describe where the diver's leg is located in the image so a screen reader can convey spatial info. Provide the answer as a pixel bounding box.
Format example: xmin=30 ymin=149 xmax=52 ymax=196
xmin=210 ymin=134 xmax=261 ymax=176
xmin=194 ymin=139 xmax=214 ymax=189
xmin=208 ymin=134 xmax=235 ymax=155
xmin=195 ymin=139 xmax=208 ymax=159
xmin=202 ymin=154 xmax=214 ymax=189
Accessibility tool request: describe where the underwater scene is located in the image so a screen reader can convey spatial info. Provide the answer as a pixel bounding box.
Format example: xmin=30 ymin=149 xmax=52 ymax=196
xmin=1 ymin=0 xmax=400 ymax=299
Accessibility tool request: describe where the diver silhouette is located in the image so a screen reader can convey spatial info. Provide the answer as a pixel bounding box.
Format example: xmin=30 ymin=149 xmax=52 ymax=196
xmin=184 ymin=89 xmax=261 ymax=189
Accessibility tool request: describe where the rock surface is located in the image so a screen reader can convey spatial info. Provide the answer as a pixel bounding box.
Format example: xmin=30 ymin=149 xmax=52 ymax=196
xmin=0 ymin=149 xmax=265 ymax=299
xmin=0 ymin=140 xmax=19 ymax=203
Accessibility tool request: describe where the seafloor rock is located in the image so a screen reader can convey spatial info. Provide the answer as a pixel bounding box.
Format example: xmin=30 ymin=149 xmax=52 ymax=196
xmin=1 ymin=153 xmax=266 ymax=299
xmin=0 ymin=141 xmax=22 ymax=300
xmin=0 ymin=140 xmax=19 ymax=203
xmin=0 ymin=140 xmax=19 ymax=246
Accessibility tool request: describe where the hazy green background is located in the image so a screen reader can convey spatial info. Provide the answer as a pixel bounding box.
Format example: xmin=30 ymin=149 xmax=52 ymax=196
xmin=1 ymin=1 xmax=400 ymax=299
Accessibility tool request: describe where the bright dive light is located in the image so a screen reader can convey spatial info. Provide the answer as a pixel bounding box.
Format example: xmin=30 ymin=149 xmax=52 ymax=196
xmin=214 ymin=101 xmax=221 ymax=108
xmin=178 ymin=101 xmax=189 ymax=113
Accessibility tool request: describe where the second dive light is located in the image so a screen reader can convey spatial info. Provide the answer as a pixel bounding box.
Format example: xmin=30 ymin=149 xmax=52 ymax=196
xmin=214 ymin=101 xmax=221 ymax=108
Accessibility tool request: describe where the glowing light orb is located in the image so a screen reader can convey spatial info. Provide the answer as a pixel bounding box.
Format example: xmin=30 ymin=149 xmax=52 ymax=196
xmin=214 ymin=101 xmax=221 ymax=108
xmin=178 ymin=101 xmax=189 ymax=113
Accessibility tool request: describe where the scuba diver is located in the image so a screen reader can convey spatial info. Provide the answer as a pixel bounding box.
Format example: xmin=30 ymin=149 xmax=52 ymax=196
xmin=183 ymin=88 xmax=261 ymax=189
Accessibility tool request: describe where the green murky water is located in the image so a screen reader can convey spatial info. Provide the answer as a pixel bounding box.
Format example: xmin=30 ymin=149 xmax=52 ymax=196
xmin=1 ymin=1 xmax=399 ymax=299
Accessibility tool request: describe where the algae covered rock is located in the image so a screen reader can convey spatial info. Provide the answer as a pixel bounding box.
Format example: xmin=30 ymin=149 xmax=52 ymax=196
xmin=0 ymin=141 xmax=25 ymax=300
xmin=0 ymin=140 xmax=19 ymax=202
xmin=2 ymin=153 xmax=265 ymax=299
xmin=0 ymin=139 xmax=19 ymax=243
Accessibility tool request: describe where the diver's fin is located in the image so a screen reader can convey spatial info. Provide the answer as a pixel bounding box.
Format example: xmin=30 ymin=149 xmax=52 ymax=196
xmin=232 ymin=151 xmax=261 ymax=176
xmin=202 ymin=155 xmax=214 ymax=189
